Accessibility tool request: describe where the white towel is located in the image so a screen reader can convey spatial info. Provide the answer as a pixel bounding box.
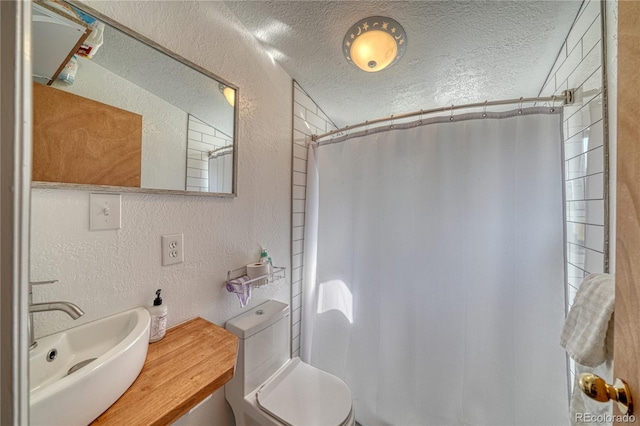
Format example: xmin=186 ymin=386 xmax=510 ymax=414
xmin=560 ymin=273 xmax=615 ymax=367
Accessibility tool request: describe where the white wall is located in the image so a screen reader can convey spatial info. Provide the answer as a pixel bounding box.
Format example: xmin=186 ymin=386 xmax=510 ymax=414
xmin=30 ymin=1 xmax=292 ymax=423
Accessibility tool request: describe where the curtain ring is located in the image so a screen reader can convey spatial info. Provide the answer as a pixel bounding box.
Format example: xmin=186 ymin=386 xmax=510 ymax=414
xmin=390 ymin=114 xmax=395 ymax=129
xmin=418 ymin=109 xmax=423 ymax=125
xmin=518 ymin=97 xmax=524 ymax=114
xmin=364 ymin=120 xmax=369 ymax=133
xmin=482 ymin=101 xmax=488 ymax=118
xmin=449 ymin=104 xmax=455 ymax=121
xmin=550 ymin=95 xmax=557 ymax=112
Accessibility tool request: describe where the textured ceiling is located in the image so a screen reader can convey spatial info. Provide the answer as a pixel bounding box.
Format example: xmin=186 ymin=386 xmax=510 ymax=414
xmin=225 ymin=0 xmax=583 ymax=129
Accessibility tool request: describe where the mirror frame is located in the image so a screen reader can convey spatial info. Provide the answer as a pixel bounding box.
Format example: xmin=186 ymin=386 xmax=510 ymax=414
xmin=32 ymin=0 xmax=239 ymax=197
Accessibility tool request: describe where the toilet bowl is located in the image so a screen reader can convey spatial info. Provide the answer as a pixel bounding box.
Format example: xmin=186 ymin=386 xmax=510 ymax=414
xmin=225 ymin=300 xmax=355 ymax=426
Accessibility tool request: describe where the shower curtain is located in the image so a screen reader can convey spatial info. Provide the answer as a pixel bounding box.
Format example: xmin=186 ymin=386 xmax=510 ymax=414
xmin=208 ymin=151 xmax=233 ymax=193
xmin=302 ymin=109 xmax=569 ymax=425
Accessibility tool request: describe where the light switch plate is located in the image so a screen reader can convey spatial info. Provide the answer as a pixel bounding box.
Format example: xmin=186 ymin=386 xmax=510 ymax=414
xmin=90 ymin=193 xmax=122 ymax=231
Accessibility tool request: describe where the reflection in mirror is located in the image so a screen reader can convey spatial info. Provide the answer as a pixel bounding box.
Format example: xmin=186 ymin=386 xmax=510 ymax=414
xmin=31 ymin=0 xmax=238 ymax=196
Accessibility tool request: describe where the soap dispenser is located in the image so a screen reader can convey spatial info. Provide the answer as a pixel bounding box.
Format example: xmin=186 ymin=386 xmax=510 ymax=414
xmin=148 ymin=289 xmax=168 ymax=343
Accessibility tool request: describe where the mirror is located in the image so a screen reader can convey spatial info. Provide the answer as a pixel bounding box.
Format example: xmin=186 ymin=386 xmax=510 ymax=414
xmin=31 ymin=0 xmax=238 ymax=196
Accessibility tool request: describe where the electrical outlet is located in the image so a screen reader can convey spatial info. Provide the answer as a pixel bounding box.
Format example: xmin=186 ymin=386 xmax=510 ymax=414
xmin=161 ymin=234 xmax=184 ymax=266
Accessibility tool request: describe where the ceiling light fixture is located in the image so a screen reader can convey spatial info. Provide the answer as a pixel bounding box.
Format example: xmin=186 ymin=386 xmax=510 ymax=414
xmin=219 ymin=83 xmax=236 ymax=107
xmin=343 ymin=16 xmax=407 ymax=73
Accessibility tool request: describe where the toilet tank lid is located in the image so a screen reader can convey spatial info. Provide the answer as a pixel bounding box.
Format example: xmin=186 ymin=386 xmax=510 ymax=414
xmin=225 ymin=300 xmax=289 ymax=339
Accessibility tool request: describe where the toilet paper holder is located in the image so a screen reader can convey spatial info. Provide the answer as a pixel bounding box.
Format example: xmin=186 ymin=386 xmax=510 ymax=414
xmin=226 ymin=265 xmax=286 ymax=288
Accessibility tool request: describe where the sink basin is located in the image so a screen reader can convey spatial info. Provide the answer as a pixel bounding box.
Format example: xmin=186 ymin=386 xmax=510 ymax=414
xmin=30 ymin=307 xmax=150 ymax=425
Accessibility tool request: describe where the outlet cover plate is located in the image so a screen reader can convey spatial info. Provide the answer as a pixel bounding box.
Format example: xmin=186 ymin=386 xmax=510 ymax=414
xmin=162 ymin=234 xmax=184 ymax=266
xmin=90 ymin=193 xmax=122 ymax=231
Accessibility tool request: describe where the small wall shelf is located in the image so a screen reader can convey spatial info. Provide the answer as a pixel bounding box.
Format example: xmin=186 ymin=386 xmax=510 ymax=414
xmin=226 ymin=265 xmax=286 ymax=288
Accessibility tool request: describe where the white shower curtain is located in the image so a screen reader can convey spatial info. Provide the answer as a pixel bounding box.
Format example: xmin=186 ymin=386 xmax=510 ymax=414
xmin=208 ymin=151 xmax=233 ymax=193
xmin=302 ymin=109 xmax=569 ymax=425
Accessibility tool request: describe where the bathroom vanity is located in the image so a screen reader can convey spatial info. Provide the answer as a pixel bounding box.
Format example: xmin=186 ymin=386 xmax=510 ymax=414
xmin=90 ymin=318 xmax=238 ymax=425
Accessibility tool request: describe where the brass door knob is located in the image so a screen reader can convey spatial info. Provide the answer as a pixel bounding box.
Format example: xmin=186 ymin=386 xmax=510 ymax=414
xmin=579 ymin=373 xmax=633 ymax=415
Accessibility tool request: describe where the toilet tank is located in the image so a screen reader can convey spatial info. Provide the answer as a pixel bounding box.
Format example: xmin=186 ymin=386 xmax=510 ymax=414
xmin=226 ymin=300 xmax=290 ymax=393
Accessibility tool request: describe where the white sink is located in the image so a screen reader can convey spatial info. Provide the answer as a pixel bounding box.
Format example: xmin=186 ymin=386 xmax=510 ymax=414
xmin=29 ymin=307 xmax=150 ymax=426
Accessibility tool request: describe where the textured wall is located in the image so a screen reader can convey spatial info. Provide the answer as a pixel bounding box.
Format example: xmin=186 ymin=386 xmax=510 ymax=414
xmin=30 ymin=1 xmax=292 ymax=422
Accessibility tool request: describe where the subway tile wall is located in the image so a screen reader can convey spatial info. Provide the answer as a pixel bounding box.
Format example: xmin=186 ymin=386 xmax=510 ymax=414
xmin=291 ymin=82 xmax=337 ymax=357
xmin=539 ymin=0 xmax=607 ymax=386
xmin=186 ymin=115 xmax=233 ymax=192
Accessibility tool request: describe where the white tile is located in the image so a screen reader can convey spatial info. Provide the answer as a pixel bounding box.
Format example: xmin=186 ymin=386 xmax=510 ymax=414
xmin=187 ymin=168 xmax=202 ymax=178
xmin=293 ymin=143 xmax=308 ymax=160
xmin=585 ymin=199 xmax=605 ymax=225
xmin=567 ymin=263 xmax=586 ymax=283
xmin=292 ymin=307 xmax=301 ymax=326
xmin=293 ymin=185 xmax=306 ymax=200
xmin=585 ymin=248 xmax=604 ymax=273
xmin=568 ymin=243 xmax=586 ymax=269
xmin=293 ymin=101 xmax=306 ymax=121
xmin=187 ymin=149 xmax=201 ymax=160
xmin=566 ymin=178 xmax=585 ymax=201
xmin=186 ymin=186 xmax=199 ymax=192
xmin=200 ymin=170 xmax=208 ymax=179
xmin=292 ymin=226 xmax=304 ymax=241
xmin=566 ymin=155 xmax=587 ymax=180
xmin=581 ymin=68 xmax=603 ymax=107
xmin=292 ymin=321 xmax=300 ymax=338
xmin=186 ymin=177 xmax=207 ymax=187
xmin=584 ymin=120 xmax=604 ymax=151
xmin=188 ymin=120 xmax=216 ymax=136
xmin=294 ymin=115 xmax=313 ymax=135
xmin=293 ymin=130 xmax=308 ymax=148
xmin=586 ymin=146 xmax=604 ymax=176
xmin=566 ymin=221 xmax=586 ymax=246
xmin=567 ymin=200 xmax=586 ymax=223
xmin=293 ymin=158 xmax=306 ymax=173
xmin=585 ymin=224 xmax=605 ymax=252
xmin=292 ymin=239 xmax=304 ymax=255
xmin=292 ymin=213 xmax=305 ymax=227
xmin=293 ymin=199 xmax=305 ymax=213
xmin=568 ymin=284 xmax=578 ymax=306
xmin=567 ymin=0 xmax=601 ymax=53
xmin=292 ymin=335 xmax=300 ymax=353
xmin=188 ymin=139 xmax=216 ymax=153
xmin=293 ymin=172 xmax=306 ymax=186
xmin=582 ymin=16 xmax=602 ymax=62
xmin=293 ymin=349 xmax=300 ymax=358
xmin=294 ymin=87 xmax=318 ymax=113
xmin=292 ymin=280 xmax=301 ymax=296
xmin=292 ymin=267 xmax=302 ymax=282
xmin=306 ymin=110 xmax=329 ymax=131
xmin=566 ymin=95 xmax=603 ymax=139
xmin=187 ymin=158 xmax=207 ymax=170
xmin=292 ymin=253 xmax=303 ymax=269
xmin=564 ymin=133 xmax=588 ymax=160
xmin=556 ymin=42 xmax=582 ymax=89
xmin=585 ymin=173 xmax=604 ymax=199
xmin=203 ymin=133 xmax=229 ymax=146
xmin=187 ymin=130 xmax=202 ymax=142
xmin=292 ymin=293 xmax=302 ymax=311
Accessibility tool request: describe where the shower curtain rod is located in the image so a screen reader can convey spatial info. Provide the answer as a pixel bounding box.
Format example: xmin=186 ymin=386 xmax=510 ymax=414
xmin=208 ymin=145 xmax=233 ymax=159
xmin=312 ymin=89 xmax=575 ymax=142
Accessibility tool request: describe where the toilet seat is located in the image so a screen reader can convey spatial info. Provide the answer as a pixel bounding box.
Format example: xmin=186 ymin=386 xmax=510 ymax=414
xmin=256 ymin=358 xmax=352 ymax=426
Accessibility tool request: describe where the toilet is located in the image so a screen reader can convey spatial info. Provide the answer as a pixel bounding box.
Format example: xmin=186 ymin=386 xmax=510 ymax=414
xmin=225 ymin=300 xmax=355 ymax=426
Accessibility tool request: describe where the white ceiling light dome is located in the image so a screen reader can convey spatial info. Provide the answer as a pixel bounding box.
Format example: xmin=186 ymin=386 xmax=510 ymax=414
xmin=343 ymin=16 xmax=407 ymax=73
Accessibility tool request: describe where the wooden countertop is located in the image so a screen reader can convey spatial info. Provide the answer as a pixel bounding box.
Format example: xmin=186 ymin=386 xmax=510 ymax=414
xmin=92 ymin=317 xmax=238 ymax=426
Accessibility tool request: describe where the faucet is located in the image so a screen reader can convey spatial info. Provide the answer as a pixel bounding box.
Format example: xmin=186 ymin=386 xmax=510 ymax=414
xmin=29 ymin=280 xmax=84 ymax=350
